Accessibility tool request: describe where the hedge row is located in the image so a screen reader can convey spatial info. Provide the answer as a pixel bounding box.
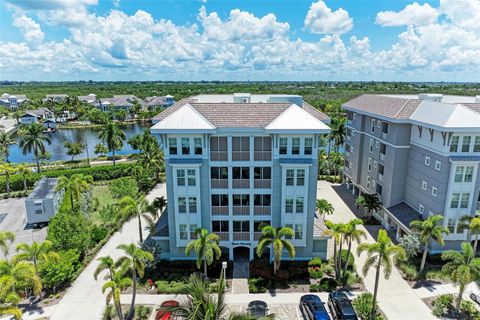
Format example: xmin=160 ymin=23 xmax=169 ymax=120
xmin=0 ymin=163 xmax=133 ymax=192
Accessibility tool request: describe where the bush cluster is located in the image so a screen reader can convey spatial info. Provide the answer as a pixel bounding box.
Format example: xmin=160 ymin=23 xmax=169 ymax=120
xmin=155 ymin=280 xmax=188 ymax=294
xmin=248 ymin=277 xmax=269 ymax=293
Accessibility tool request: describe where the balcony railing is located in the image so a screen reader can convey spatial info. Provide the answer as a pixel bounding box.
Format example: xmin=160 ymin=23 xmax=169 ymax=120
xmin=232 ymin=151 xmax=250 ymax=161
xmin=254 ymin=206 xmax=271 ymax=215
xmin=216 ymin=232 xmax=229 ymax=241
xmin=233 ymin=206 xmax=249 ymax=215
xmin=378 ymin=173 xmax=383 ymax=182
xmin=211 ymin=179 xmax=228 ymax=189
xmin=232 ymin=179 xmax=249 ymax=189
xmin=254 ymin=232 xmax=262 ymax=241
xmin=254 ymin=179 xmax=271 ymax=189
xmin=233 ymin=232 xmax=250 ymax=241
xmin=211 ymin=151 xmax=228 ymax=161
xmin=212 ymin=206 xmax=229 ymax=216
xmin=380 ymin=153 xmax=385 ymax=162
xmin=254 ymin=151 xmax=272 ymax=161
xmin=382 ymin=132 xmax=387 ymax=140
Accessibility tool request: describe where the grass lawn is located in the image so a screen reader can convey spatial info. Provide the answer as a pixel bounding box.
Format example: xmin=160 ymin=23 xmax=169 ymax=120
xmin=92 ymin=184 xmax=116 ymax=211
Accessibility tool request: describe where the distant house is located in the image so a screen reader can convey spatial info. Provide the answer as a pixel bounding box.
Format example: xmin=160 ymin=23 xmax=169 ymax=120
xmin=20 ymin=108 xmax=54 ymax=125
xmin=19 ymin=112 xmax=39 ymax=125
xmin=25 ymin=178 xmax=63 ymax=226
xmin=94 ymin=96 xmax=137 ymax=113
xmin=77 ymin=93 xmax=97 ymax=104
xmin=142 ymin=95 xmax=175 ymax=110
xmin=43 ymin=119 xmax=57 ymax=130
xmin=43 ymin=94 xmax=69 ymax=102
xmin=0 ymin=93 xmax=29 ymax=110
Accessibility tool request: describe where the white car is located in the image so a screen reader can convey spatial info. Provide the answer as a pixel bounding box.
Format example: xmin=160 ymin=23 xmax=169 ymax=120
xmin=470 ymin=291 xmax=480 ymax=304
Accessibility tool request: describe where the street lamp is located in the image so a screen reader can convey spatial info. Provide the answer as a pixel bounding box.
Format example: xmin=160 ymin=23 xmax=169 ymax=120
xmin=222 ymin=261 xmax=227 ymax=283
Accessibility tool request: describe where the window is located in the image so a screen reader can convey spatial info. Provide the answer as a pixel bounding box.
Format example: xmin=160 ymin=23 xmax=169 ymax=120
xmin=421 ymin=180 xmax=427 ymax=191
xmin=295 ymin=197 xmax=304 ymax=213
xmin=168 ymin=138 xmax=177 ymax=154
xmin=371 ymin=119 xmax=375 ymax=133
xmin=374 ymin=160 xmax=378 ymax=168
xmin=455 ymin=166 xmax=464 ymax=182
xmin=304 ymin=138 xmax=313 ymax=155
xmin=233 ymin=194 xmax=249 ymax=206
xmin=376 ymin=183 xmax=383 ymax=196
xmin=179 ymin=224 xmax=188 ymax=239
xmin=419 ymin=204 xmax=425 ymax=214
xmin=474 ymin=137 xmax=480 ymax=152
xmin=375 ymin=141 xmax=379 ymax=148
xmin=189 ymin=224 xmax=198 ymax=238
xmin=382 ymin=122 xmax=389 ymax=134
xmin=254 ymin=136 xmax=272 ymax=160
xmin=450 ymin=136 xmax=459 ymax=152
xmin=194 ymin=138 xmax=202 ymax=155
xmin=35 ymin=209 xmax=43 ymax=215
xmin=279 ymin=138 xmax=288 ymax=154
xmin=367 ymin=158 xmax=372 ymax=172
xmin=435 ymin=161 xmax=441 ymax=171
xmin=181 ymin=138 xmax=190 ymax=155
xmin=462 ymin=136 xmax=471 ymax=152
xmin=366 ymin=176 xmax=371 ymax=189
xmin=297 ymin=169 xmax=305 ymax=186
xmin=232 ymin=137 xmax=250 ymax=160
xmin=254 ymin=167 xmax=271 ymax=180
xmin=233 ymin=220 xmax=249 ymax=232
xmin=447 ymin=219 xmax=456 ymax=234
xmin=285 ymin=198 xmax=294 ymax=213
xmin=178 ymin=197 xmax=187 ymax=213
xmin=294 ymin=224 xmax=303 ymax=240
xmin=432 ymin=187 xmax=438 ymax=197
xmin=380 ymin=143 xmax=386 ymax=156
xmin=292 ymin=138 xmax=300 ymax=155
xmin=254 ymin=194 xmax=271 ymax=206
xmin=233 ymin=167 xmax=249 ymax=179
xmin=450 ymin=193 xmax=460 ymax=208
xmin=187 ymin=169 xmax=196 ymax=186
xmin=211 ymin=194 xmax=228 ymax=206
xmin=254 ymin=220 xmax=270 ymax=232
xmin=460 ymin=193 xmax=470 ymax=208
xmin=286 ymin=169 xmax=295 ymax=186
xmin=177 ymin=169 xmax=186 ymax=186
xmin=212 ymin=220 xmax=229 ymax=232
xmin=188 ymin=197 xmax=197 ymax=213
xmin=465 ymin=166 xmax=474 ymax=182
xmin=369 ymin=139 xmax=373 ymax=153
xmin=377 ymin=120 xmax=382 ymax=128
xmin=211 ymin=167 xmax=228 ymax=179
xmin=424 ymin=156 xmax=430 ymax=166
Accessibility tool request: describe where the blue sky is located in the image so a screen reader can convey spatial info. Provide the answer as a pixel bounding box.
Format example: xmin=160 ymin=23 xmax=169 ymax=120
xmin=0 ymin=0 xmax=479 ymax=81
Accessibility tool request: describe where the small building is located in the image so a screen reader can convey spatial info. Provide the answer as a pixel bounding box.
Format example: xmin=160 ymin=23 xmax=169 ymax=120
xmin=19 ymin=112 xmax=39 ymax=125
xmin=25 ymin=178 xmax=63 ymax=226
xmin=0 ymin=93 xmax=29 ymax=110
xmin=142 ymin=95 xmax=175 ymax=110
xmin=43 ymin=119 xmax=57 ymax=130
xmin=20 ymin=108 xmax=54 ymax=125
xmin=43 ymin=94 xmax=69 ymax=102
xmin=78 ymin=93 xmax=97 ymax=104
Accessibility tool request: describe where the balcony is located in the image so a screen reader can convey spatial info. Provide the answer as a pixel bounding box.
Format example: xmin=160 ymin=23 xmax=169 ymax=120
xmin=211 ymin=179 xmax=228 ymax=189
xmin=254 ymin=151 xmax=272 ymax=161
xmin=382 ymin=132 xmax=387 ymax=140
xmin=217 ymin=232 xmax=229 ymax=241
xmin=378 ymin=173 xmax=383 ymax=182
xmin=232 ymin=179 xmax=249 ymax=189
xmin=233 ymin=206 xmax=249 ymax=216
xmin=211 ymin=151 xmax=228 ymax=161
xmin=254 ymin=232 xmax=262 ymax=241
xmin=233 ymin=232 xmax=250 ymax=241
xmin=232 ymin=151 xmax=250 ymax=161
xmin=254 ymin=206 xmax=271 ymax=215
xmin=254 ymin=179 xmax=271 ymax=189
xmin=380 ymin=153 xmax=385 ymax=162
xmin=212 ymin=206 xmax=229 ymax=216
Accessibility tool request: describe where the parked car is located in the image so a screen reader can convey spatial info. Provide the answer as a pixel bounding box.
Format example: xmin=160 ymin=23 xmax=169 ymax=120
xmin=247 ymin=300 xmax=269 ymax=318
xmin=299 ymin=294 xmax=330 ymax=320
xmin=470 ymin=291 xmax=480 ymax=304
xmin=328 ymin=291 xmax=358 ymax=320
xmin=155 ymin=300 xmax=179 ymax=320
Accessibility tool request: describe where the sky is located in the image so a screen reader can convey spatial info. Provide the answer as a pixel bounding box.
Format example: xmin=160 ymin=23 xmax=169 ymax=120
xmin=0 ymin=0 xmax=479 ymax=82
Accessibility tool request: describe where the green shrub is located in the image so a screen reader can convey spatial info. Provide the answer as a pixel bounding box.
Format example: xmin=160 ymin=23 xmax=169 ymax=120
xmin=340 ymin=250 xmax=355 ymax=270
xmin=108 ymin=177 xmax=139 ymax=199
xmin=460 ymin=300 xmax=480 ymax=319
xmin=308 ymin=257 xmax=323 ymax=267
xmin=318 ymin=277 xmax=338 ymax=291
xmin=134 ymin=306 xmax=152 ymax=320
xmin=39 ymin=249 xmax=81 ymax=293
xmin=397 ymin=261 xmax=418 ymax=281
xmin=248 ymin=278 xmax=268 ymax=293
xmin=308 ymin=266 xmax=323 ymax=279
xmin=155 ymin=280 xmax=187 ymax=294
xmin=352 ymin=293 xmax=376 ymax=320
xmin=47 ymin=210 xmax=90 ymax=254
xmin=431 ymin=294 xmax=454 ymax=317
xmin=321 ymin=263 xmax=335 ymax=276
xmin=344 ymin=270 xmax=361 ymax=287
xmin=90 ymin=225 xmax=108 ymax=244
xmin=309 ymin=284 xmax=320 ymax=292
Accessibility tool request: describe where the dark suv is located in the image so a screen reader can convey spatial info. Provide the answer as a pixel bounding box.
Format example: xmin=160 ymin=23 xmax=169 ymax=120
xmin=327 ymin=291 xmax=358 ymax=320
xmin=299 ymin=294 xmax=330 ymax=320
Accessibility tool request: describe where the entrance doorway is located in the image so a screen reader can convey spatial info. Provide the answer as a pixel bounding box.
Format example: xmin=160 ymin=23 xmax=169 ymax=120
xmin=233 ymin=246 xmax=250 ymax=262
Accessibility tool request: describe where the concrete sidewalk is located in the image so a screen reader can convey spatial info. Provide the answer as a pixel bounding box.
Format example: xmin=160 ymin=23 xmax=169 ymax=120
xmin=318 ymin=181 xmax=437 ymax=320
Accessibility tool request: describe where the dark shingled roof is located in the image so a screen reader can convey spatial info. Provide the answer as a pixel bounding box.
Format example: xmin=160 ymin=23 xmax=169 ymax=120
xmin=343 ymin=94 xmax=421 ymax=120
xmin=387 ymin=202 xmax=422 ymax=228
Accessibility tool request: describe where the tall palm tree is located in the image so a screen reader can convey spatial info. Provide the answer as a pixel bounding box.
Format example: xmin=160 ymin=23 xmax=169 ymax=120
xmin=119 ymin=195 xmax=147 ymax=243
xmin=185 ymin=228 xmax=222 ymax=278
xmin=94 ymin=256 xmax=115 ymax=281
xmin=341 ymin=219 xmax=366 ymax=285
xmin=0 ymin=131 xmax=16 ymax=162
xmin=0 ymin=260 xmax=42 ymax=297
xmin=101 ymin=263 xmax=132 ymax=320
xmin=56 ymin=174 xmax=93 ymax=210
xmin=459 ymin=216 xmax=480 ymax=255
xmin=357 ymin=229 xmax=406 ymax=320
xmin=0 ymin=231 xmax=15 ymax=257
xmin=13 ymin=240 xmax=59 ymax=274
xmin=323 ymin=221 xmax=345 ymax=279
xmin=316 ymin=199 xmax=334 ymax=221
xmin=442 ymin=242 xmax=480 ymax=311
xmin=18 ymin=123 xmax=51 ymax=172
xmin=329 ymin=116 xmax=346 ymax=153
xmin=98 ymin=121 xmax=126 ymax=165
xmin=0 ymin=164 xmax=15 ymax=196
xmin=256 ymin=225 xmax=295 ymax=275
xmin=410 ymin=215 xmax=449 ymax=273
xmin=355 ymin=193 xmax=382 ymax=220
xmin=0 ymin=275 xmax=22 ymax=320
xmin=115 ymin=243 xmax=153 ymax=320
xmin=16 ymin=164 xmax=31 ymax=191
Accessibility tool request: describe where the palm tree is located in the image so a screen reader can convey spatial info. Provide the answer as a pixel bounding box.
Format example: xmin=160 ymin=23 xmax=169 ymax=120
xmin=410 ymin=215 xmax=449 ymax=273
xmin=316 ymin=199 xmax=334 ymax=221
xmin=0 ymin=231 xmax=15 ymax=256
xmin=56 ymin=174 xmax=93 ymax=210
xmin=256 ymin=225 xmax=295 ymax=275
xmin=329 ymin=116 xmax=346 ymax=153
xmin=16 ymin=164 xmax=31 ymax=191
xmin=119 ymin=195 xmax=147 ymax=243
xmin=115 ymin=243 xmax=153 ymax=320
xmin=0 ymin=131 xmax=16 ymax=162
xmin=185 ymin=228 xmax=221 ymax=278
xmin=357 ymin=229 xmax=406 ymax=320
xmin=94 ymin=256 xmax=115 ymax=281
xmin=442 ymin=242 xmax=480 ymax=311
xmin=18 ymin=123 xmax=51 ymax=172
xmin=459 ymin=216 xmax=480 ymax=255
xmin=0 ymin=164 xmax=14 ymax=196
xmin=323 ymin=221 xmax=345 ymax=279
xmin=98 ymin=121 xmax=126 ymax=165
xmin=101 ymin=263 xmax=132 ymax=320
xmin=355 ymin=193 xmax=382 ymax=220
xmin=341 ymin=219 xmax=366 ymax=285
xmin=13 ymin=240 xmax=59 ymax=274
xmin=0 ymin=260 xmax=42 ymax=297
xmin=0 ymin=275 xmax=22 ymax=320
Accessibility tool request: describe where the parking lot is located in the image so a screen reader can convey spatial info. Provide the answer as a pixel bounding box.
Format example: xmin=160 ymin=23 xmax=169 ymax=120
xmin=0 ymin=197 xmax=48 ymax=259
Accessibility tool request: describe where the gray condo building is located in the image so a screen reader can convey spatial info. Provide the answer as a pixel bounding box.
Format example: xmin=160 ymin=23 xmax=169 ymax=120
xmin=342 ymin=93 xmax=480 ymax=252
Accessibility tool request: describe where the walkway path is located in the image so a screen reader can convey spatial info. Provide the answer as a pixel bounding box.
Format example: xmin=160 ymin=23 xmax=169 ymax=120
xmin=232 ymin=259 xmax=249 ymax=294
xmin=318 ymin=181 xmax=437 ymax=320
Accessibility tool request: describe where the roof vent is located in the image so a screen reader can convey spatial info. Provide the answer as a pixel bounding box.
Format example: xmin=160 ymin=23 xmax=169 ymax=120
xmin=419 ymin=93 xmax=443 ymax=102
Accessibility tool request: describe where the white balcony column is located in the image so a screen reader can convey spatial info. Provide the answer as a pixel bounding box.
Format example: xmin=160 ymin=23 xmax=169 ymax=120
xmin=249 ymin=136 xmax=254 ymax=163
xmin=227 ymin=136 xmax=232 ymax=162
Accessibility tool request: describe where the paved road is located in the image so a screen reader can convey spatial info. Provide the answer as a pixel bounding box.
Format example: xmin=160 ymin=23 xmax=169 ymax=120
xmin=318 ymin=181 xmax=437 ymax=320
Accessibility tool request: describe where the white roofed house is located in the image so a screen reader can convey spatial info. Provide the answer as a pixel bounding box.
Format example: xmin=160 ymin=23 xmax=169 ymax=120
xmin=142 ymin=95 xmax=175 ymax=110
xmin=77 ymin=93 xmax=97 ymax=104
xmin=0 ymin=93 xmax=29 ymax=111
xmin=43 ymin=94 xmax=69 ymax=102
xmin=150 ymin=93 xmax=331 ymax=262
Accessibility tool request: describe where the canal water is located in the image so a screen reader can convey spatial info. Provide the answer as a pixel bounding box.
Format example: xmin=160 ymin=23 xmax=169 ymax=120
xmin=9 ymin=122 xmax=150 ymax=163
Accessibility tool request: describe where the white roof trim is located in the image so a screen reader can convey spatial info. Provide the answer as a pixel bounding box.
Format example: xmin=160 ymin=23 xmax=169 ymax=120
xmin=265 ymin=104 xmax=331 ymax=133
xmin=151 ymin=103 xmax=216 ymax=133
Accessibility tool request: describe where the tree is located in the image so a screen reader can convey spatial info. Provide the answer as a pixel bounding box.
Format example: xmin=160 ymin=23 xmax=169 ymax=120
xmin=16 ymin=164 xmax=31 ymax=191
xmin=101 ymin=262 xmax=132 ymax=320
xmin=94 ymin=256 xmax=115 ymax=281
xmin=38 ymin=249 xmax=80 ymax=293
xmin=56 ymin=174 xmax=93 ymax=210
xmin=329 ymin=116 xmax=346 ymax=153
xmin=18 ymin=123 xmax=51 ymax=172
xmin=115 ymin=243 xmax=153 ymax=320
xmin=0 ymin=231 xmax=15 ymax=256
xmin=316 ymin=199 xmax=334 ymax=221
xmin=186 ymin=228 xmax=222 ymax=278
xmin=323 ymin=221 xmax=345 ymax=279
xmin=355 ymin=194 xmax=382 ymax=220
xmin=0 ymin=164 xmax=15 ymax=195
xmin=0 ymin=131 xmax=16 ymax=162
xmin=0 ymin=276 xmax=22 ymax=320
xmin=94 ymin=143 xmax=108 ymax=157
xmin=13 ymin=240 xmax=59 ymax=274
xmin=459 ymin=216 xmax=480 ymax=255
xmin=341 ymin=219 xmax=366 ymax=285
xmin=441 ymin=243 xmax=480 ymax=311
xmin=118 ymin=195 xmax=147 ymax=243
xmin=410 ymin=215 xmax=449 ymax=273
xmin=109 ymin=177 xmax=139 ymax=199
xmin=0 ymin=260 xmax=42 ymax=297
xmin=64 ymin=141 xmax=85 ymax=161
xmin=256 ymin=225 xmax=295 ymax=275
xmin=47 ymin=210 xmax=90 ymax=253
xmin=357 ymin=229 xmax=406 ymax=320
xmin=398 ymin=233 xmax=422 ymax=261
xmin=98 ymin=121 xmax=126 ymax=165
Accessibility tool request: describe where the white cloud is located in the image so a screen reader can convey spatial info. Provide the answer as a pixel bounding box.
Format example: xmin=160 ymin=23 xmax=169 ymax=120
xmin=304 ymin=0 xmax=353 ymax=34
xmin=376 ymin=2 xmax=439 ymax=27
xmin=12 ymin=15 xmax=44 ymax=44
xmin=5 ymin=0 xmax=97 ymax=11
